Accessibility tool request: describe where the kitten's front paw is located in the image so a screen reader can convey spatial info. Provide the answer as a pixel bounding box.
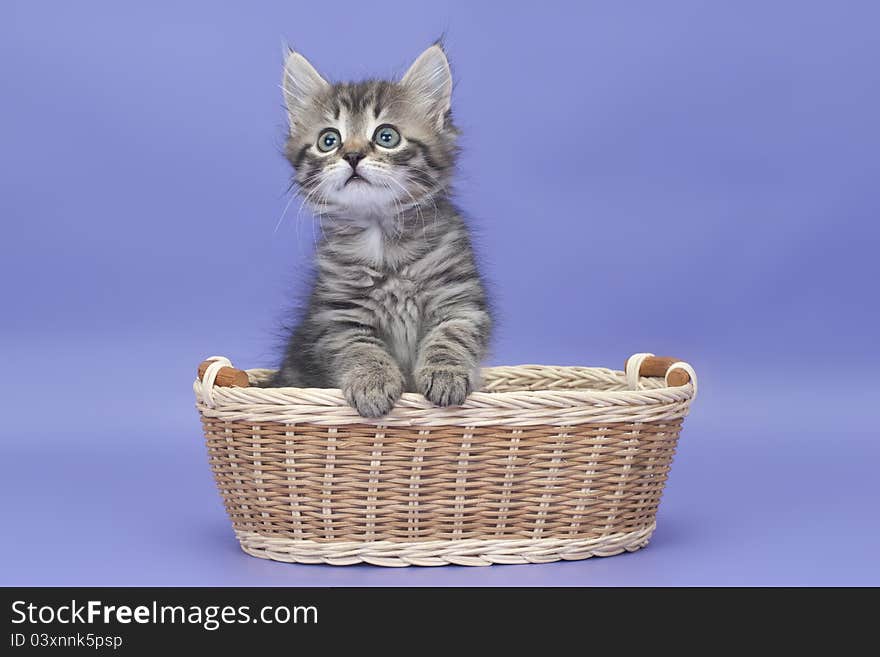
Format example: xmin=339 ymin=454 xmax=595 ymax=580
xmin=417 ymin=367 xmax=472 ymax=407
xmin=341 ymin=363 xmax=404 ymax=418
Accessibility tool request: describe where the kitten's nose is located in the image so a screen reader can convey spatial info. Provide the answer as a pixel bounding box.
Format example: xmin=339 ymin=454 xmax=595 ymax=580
xmin=343 ymin=151 xmax=365 ymax=169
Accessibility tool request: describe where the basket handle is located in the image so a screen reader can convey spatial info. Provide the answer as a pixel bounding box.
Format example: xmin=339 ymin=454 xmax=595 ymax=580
xmin=624 ymin=355 xmax=692 ymax=386
xmin=197 ymin=358 xmax=250 ymax=388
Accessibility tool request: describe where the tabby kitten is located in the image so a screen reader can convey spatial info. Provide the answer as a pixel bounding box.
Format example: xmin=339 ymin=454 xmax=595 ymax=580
xmin=268 ymin=44 xmax=492 ymax=418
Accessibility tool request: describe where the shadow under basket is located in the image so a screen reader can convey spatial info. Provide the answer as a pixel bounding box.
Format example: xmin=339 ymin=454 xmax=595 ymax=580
xmin=193 ymin=353 xmax=698 ymax=567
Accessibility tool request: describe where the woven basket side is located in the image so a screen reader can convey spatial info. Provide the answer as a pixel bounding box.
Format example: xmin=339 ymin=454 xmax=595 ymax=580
xmin=202 ymin=417 xmax=682 ymax=544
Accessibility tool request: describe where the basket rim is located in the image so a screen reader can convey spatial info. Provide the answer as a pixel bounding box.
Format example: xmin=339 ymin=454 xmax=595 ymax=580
xmin=226 ymin=364 xmax=692 ymax=403
xmin=195 ymin=363 xmax=696 ymax=424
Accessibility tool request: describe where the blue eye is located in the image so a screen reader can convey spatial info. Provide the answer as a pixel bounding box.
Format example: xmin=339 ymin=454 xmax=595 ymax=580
xmin=373 ymin=124 xmax=401 ymax=148
xmin=317 ymin=128 xmax=341 ymax=152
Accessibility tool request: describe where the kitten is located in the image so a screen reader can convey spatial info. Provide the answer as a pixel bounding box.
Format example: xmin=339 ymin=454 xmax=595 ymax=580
xmin=267 ymin=44 xmax=492 ymax=418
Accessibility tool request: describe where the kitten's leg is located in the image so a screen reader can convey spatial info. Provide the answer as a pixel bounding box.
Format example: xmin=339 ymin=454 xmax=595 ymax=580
xmin=268 ymin=325 xmax=402 ymax=419
xmin=332 ymin=335 xmax=405 ymax=418
xmin=415 ymin=309 xmax=491 ymax=407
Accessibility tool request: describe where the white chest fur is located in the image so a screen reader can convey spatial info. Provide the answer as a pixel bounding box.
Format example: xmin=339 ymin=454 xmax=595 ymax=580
xmin=350 ymin=223 xmax=386 ymax=265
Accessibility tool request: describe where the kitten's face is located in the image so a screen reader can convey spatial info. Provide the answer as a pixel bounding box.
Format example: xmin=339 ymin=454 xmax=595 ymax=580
xmin=282 ymin=45 xmax=458 ymax=221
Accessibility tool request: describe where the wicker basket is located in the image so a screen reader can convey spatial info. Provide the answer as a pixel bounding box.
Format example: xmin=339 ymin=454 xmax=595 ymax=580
xmin=193 ymin=353 xmax=698 ymax=567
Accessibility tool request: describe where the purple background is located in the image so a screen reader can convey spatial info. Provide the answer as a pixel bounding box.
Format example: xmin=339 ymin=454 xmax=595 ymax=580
xmin=2 ymin=1 xmax=878 ymax=586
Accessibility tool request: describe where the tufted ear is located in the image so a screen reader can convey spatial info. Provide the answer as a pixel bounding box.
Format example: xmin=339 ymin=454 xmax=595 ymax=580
xmin=401 ymin=44 xmax=453 ymax=128
xmin=282 ymin=49 xmax=328 ymax=130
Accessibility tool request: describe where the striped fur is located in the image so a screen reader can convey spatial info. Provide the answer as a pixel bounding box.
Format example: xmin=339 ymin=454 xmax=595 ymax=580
xmin=268 ymin=45 xmax=492 ymax=417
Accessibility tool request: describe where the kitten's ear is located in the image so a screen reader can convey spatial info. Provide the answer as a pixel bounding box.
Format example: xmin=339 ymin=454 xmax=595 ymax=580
xmin=401 ymin=44 xmax=453 ymax=128
xmin=282 ymin=48 xmax=328 ymax=128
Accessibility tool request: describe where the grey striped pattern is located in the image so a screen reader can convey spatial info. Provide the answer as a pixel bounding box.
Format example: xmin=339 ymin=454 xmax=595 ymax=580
xmin=267 ymin=45 xmax=492 ymax=418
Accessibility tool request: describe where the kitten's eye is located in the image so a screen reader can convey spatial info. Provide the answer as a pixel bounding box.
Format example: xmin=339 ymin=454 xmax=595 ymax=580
xmin=317 ymin=128 xmax=341 ymax=152
xmin=373 ymin=124 xmax=401 ymax=149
